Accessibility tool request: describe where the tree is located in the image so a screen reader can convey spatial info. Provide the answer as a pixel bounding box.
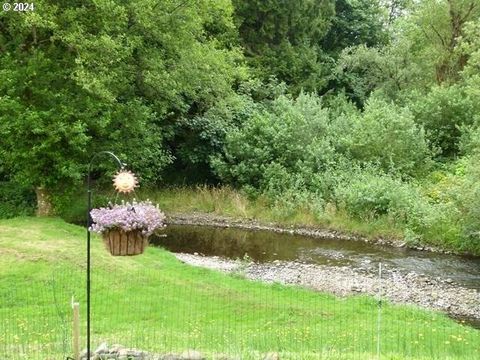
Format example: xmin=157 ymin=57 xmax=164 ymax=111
xmin=334 ymin=42 xmax=422 ymax=105
xmin=323 ymin=0 xmax=389 ymax=55
xmin=381 ymin=0 xmax=412 ymax=25
xmin=0 ymin=0 xmax=245 ymax=214
xmin=405 ymin=0 xmax=479 ymax=84
xmin=232 ymin=0 xmax=335 ymax=94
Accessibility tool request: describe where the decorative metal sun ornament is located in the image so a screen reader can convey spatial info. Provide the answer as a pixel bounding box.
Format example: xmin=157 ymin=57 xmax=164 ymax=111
xmin=112 ymin=170 xmax=138 ymax=193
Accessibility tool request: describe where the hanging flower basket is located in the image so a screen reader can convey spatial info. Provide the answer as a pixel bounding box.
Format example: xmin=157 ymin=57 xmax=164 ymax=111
xmin=102 ymin=229 xmax=148 ymax=256
xmin=90 ymin=200 xmax=166 ymax=256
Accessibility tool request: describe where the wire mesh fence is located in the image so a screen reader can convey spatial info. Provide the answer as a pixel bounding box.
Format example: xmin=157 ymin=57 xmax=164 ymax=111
xmin=1 ymin=260 xmax=479 ymax=360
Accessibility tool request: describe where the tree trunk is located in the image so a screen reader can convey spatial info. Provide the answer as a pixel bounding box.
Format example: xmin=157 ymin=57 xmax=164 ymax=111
xmin=35 ymin=186 xmax=53 ymax=217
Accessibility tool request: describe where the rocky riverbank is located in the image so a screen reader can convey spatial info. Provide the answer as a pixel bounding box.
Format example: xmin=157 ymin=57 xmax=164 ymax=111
xmin=175 ymin=253 xmax=480 ymax=321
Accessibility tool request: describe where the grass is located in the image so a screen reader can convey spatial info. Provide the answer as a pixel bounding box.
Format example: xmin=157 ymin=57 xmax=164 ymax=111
xmin=0 ymin=217 xmax=479 ymax=359
xmin=145 ymin=186 xmax=405 ymax=239
xmin=56 ymin=185 xmax=405 ymax=241
xmin=55 ymin=185 xmax=479 ymax=254
xmin=142 ymin=186 xmax=480 ymax=255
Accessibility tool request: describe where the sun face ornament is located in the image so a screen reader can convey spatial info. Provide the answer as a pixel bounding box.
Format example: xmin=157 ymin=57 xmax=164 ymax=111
xmin=112 ymin=170 xmax=138 ymax=193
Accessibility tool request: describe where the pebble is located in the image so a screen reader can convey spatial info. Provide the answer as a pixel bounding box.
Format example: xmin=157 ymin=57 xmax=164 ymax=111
xmin=175 ymin=253 xmax=480 ymax=320
xmin=81 ymin=345 xmax=207 ymax=360
xmin=80 ymin=346 xmax=249 ymax=360
xmin=263 ymin=352 xmax=280 ymax=360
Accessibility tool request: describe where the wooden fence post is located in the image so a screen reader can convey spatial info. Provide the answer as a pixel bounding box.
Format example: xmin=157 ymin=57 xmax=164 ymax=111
xmin=73 ymin=302 xmax=80 ymax=360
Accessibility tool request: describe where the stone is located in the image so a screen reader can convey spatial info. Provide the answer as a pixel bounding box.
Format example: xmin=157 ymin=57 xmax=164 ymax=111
xmin=95 ymin=342 xmax=109 ymax=354
xmin=180 ymin=349 xmax=204 ymax=360
xmin=98 ymin=355 xmax=118 ymax=359
xmin=263 ymin=352 xmax=280 ymax=360
xmin=110 ymin=344 xmax=124 ymax=353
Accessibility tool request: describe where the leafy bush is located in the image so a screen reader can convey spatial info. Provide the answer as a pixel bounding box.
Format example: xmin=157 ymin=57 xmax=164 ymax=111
xmin=212 ymin=92 xmax=335 ymax=193
xmin=337 ymin=96 xmax=431 ymax=176
xmin=0 ymin=182 xmax=35 ymax=219
xmin=452 ymin=156 xmax=480 ymax=254
xmin=333 ymin=169 xmax=420 ymax=221
xmin=412 ymin=160 xmax=476 ymax=252
xmin=459 ymin=124 xmax=480 ymax=156
xmin=169 ymin=93 xmax=258 ymax=183
xmin=407 ymin=85 xmax=480 ymax=158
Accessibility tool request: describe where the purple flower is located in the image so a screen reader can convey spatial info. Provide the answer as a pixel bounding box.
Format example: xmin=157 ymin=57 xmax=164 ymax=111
xmin=89 ymin=200 xmax=166 ymax=237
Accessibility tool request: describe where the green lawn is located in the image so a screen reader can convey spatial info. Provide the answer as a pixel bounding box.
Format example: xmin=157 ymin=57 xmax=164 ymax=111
xmin=0 ymin=217 xmax=479 ymax=359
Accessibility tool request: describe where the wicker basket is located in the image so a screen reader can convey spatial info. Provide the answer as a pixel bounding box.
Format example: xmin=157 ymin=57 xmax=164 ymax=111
xmin=102 ymin=229 xmax=148 ymax=256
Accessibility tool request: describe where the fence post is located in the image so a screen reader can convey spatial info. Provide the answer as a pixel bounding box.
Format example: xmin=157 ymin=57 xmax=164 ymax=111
xmin=376 ymin=262 xmax=382 ymax=360
xmin=73 ymin=302 xmax=80 ymax=360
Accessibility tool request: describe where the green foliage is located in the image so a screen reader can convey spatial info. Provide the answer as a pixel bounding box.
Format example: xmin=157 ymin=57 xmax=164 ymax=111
xmin=334 ymin=170 xmax=416 ymax=220
xmin=459 ymin=125 xmax=480 ymax=156
xmin=233 ymin=0 xmax=335 ymax=93
xmin=338 ymin=96 xmax=431 ymax=176
xmin=332 ymin=167 xmax=462 ymax=249
xmin=323 ymin=0 xmax=389 ymax=54
xmin=405 ymin=0 xmax=480 ymax=85
xmin=212 ymin=92 xmax=335 ymax=194
xmin=334 ymin=43 xmax=422 ymax=105
xmin=214 ymin=92 xmax=430 ymax=195
xmin=407 ymin=85 xmax=480 ymax=158
xmin=0 ymin=182 xmax=35 ymax=219
xmin=233 ymin=0 xmax=392 ymax=95
xmin=460 ymin=18 xmax=480 ymax=84
xmin=451 ymin=156 xmax=480 ymax=253
xmin=165 ymin=92 xmax=258 ymax=183
xmin=0 ymin=0 xmax=245 ymax=193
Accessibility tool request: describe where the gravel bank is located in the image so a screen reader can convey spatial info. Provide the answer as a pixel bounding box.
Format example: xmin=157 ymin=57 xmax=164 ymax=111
xmin=175 ymin=253 xmax=480 ymax=321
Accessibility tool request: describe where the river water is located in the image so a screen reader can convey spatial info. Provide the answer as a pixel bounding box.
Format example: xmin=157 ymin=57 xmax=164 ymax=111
xmin=151 ymin=225 xmax=480 ymax=290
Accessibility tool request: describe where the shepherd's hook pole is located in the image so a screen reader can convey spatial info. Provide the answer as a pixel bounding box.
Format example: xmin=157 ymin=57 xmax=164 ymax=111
xmin=86 ymin=151 xmax=124 ymax=359
xmin=377 ymin=262 xmax=383 ymax=360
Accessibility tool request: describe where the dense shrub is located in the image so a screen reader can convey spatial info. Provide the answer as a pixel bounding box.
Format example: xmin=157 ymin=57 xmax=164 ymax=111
xmin=407 ymin=85 xmax=480 ymax=158
xmin=333 ymin=169 xmax=419 ymax=221
xmin=337 ymin=96 xmax=431 ymax=176
xmin=417 ymin=160 xmax=478 ymax=253
xmin=52 ymin=187 xmax=111 ymax=225
xmin=332 ymin=167 xmax=466 ymax=249
xmin=167 ymin=93 xmax=259 ymax=183
xmin=212 ymin=93 xmax=335 ymax=193
xmin=453 ymin=156 xmax=480 ymax=254
xmin=0 ymin=182 xmax=35 ymax=219
xmin=459 ymin=124 xmax=480 ymax=156
xmin=212 ymin=92 xmax=436 ymax=233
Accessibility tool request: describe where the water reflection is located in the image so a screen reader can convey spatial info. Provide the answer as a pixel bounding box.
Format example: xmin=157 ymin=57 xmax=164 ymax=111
xmin=152 ymin=225 xmax=480 ymax=289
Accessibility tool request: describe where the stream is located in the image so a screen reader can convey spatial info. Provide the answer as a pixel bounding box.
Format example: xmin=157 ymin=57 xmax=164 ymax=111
xmin=151 ymin=224 xmax=480 ymax=328
xmin=152 ymin=225 xmax=480 ymax=290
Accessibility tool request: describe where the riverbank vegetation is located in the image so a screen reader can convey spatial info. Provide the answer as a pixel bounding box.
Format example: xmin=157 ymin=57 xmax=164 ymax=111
xmin=1 ymin=217 xmax=479 ymax=359
xmin=1 ymin=0 xmax=480 ymax=255
xmin=145 ymin=180 xmax=480 ymax=255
